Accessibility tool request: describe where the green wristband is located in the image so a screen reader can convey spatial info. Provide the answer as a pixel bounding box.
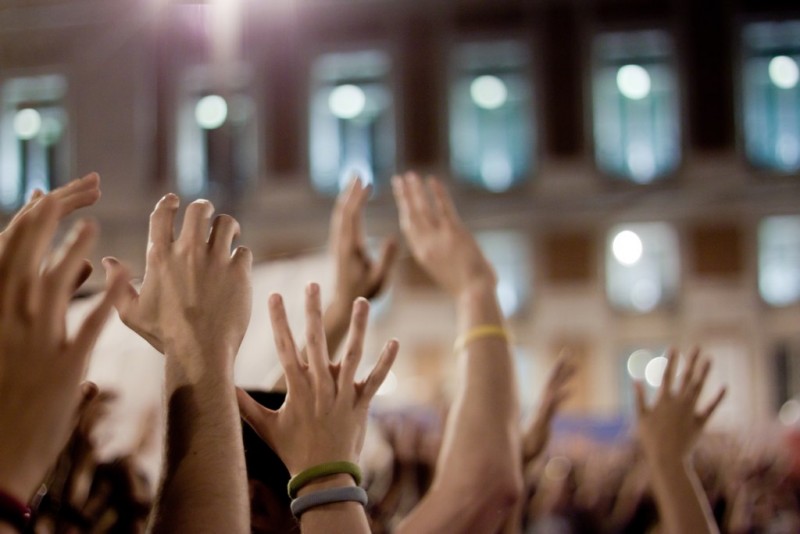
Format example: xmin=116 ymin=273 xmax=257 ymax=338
xmin=287 ymin=461 xmax=362 ymax=499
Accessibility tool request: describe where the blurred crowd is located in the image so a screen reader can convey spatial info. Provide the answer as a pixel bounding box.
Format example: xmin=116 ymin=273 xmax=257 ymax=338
xmin=0 ymin=172 xmax=797 ymax=534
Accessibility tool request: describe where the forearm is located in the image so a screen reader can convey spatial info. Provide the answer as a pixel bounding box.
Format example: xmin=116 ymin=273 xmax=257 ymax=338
xmin=149 ymin=352 xmax=248 ymax=534
xmin=647 ymin=455 xmax=719 ymax=534
xmin=405 ymin=284 xmax=521 ymax=533
xmin=441 ymin=283 xmax=521 ymax=476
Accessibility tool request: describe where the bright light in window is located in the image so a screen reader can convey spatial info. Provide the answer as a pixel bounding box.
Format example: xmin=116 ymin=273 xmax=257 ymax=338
xmin=627 ymin=349 xmax=653 ymax=380
xmin=630 ymin=278 xmax=661 ymax=312
xmin=644 ymin=355 xmax=668 ymax=388
xmin=14 ymin=108 xmax=42 ymax=140
xmin=480 ymin=152 xmax=514 ymax=192
xmin=612 ymin=230 xmax=643 ymax=265
xmin=616 ymin=64 xmax=651 ymax=100
xmin=627 ymin=142 xmax=657 ymax=183
xmin=769 ymin=55 xmax=800 ymax=90
xmin=195 ymin=95 xmax=228 ymax=130
xmin=470 ymin=75 xmax=508 ymax=110
xmin=328 ymin=84 xmax=366 ymax=120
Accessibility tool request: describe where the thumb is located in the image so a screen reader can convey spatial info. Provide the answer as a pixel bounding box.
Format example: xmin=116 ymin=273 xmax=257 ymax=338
xmin=236 ymin=387 xmax=278 ymax=444
xmin=101 ymin=257 xmax=138 ymax=314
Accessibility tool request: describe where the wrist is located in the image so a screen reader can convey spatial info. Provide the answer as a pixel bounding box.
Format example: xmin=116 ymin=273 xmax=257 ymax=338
xmin=164 ymin=343 xmax=237 ymax=385
xmin=296 ymin=474 xmax=357 ymax=498
xmin=455 ymin=278 xmax=497 ymax=302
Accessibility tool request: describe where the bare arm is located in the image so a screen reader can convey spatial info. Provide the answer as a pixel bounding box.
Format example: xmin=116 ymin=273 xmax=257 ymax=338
xmin=635 ymin=348 xmax=725 ymax=534
xmin=0 ymin=195 xmax=125 ymax=533
xmin=391 ymin=173 xmax=522 ymax=534
xmin=237 ymin=284 xmax=398 ymax=534
xmin=103 ymin=195 xmax=253 ymax=533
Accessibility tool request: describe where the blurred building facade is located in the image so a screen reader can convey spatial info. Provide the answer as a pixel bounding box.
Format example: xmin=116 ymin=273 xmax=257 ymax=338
xmin=1 ymin=0 xmax=799 ymax=431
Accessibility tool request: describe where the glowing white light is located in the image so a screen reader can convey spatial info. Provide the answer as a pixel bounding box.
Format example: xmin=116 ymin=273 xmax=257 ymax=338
xmin=630 ymin=278 xmax=661 ymax=312
xmin=612 ymin=230 xmax=643 ymax=266
xmin=644 ymin=356 xmax=668 ymax=388
xmin=769 ymin=55 xmax=799 ymax=90
xmin=328 ymin=84 xmax=366 ymax=120
xmin=779 ymin=399 xmax=800 ymax=426
xmin=627 ymin=142 xmax=657 ymax=183
xmin=195 ymin=95 xmax=228 ymax=130
xmin=544 ymin=456 xmax=571 ymax=481
xmin=616 ymin=64 xmax=651 ymax=100
xmin=627 ymin=349 xmax=653 ymax=380
xmin=14 ymin=108 xmax=42 ymax=140
xmin=480 ymin=152 xmax=514 ymax=192
xmin=376 ymin=370 xmax=398 ymax=396
xmin=470 ymin=75 xmax=508 ymax=110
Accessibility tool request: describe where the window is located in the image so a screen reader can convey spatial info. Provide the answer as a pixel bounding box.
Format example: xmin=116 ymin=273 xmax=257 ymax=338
xmin=176 ymin=67 xmax=257 ymax=200
xmin=606 ymin=223 xmax=680 ymax=313
xmin=0 ymin=74 xmax=68 ymax=211
xmin=309 ymin=50 xmax=394 ymax=195
xmin=592 ymin=31 xmax=680 ymax=183
xmin=450 ymin=41 xmax=534 ymax=192
xmin=476 ymin=230 xmax=532 ymax=318
xmin=759 ymin=215 xmax=800 ymax=306
xmin=742 ymin=21 xmax=800 ymax=173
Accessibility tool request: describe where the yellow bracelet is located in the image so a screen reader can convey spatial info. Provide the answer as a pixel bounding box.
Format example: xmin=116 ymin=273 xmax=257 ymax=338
xmin=453 ymin=324 xmax=512 ymax=353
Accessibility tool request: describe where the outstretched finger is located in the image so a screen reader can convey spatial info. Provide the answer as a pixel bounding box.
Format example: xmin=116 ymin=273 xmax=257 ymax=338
xmin=661 ymin=348 xmax=679 ymax=395
xmin=405 ymin=172 xmax=435 ymax=227
xmin=268 ymin=293 xmax=303 ymax=379
xmin=304 ymin=283 xmax=331 ymax=381
xmin=359 ymin=339 xmax=399 ymax=402
xmin=148 ymin=193 xmax=179 ymax=249
xmin=350 ymin=181 xmax=371 ymax=250
xmin=207 ymin=214 xmax=241 ymax=257
xmin=46 ymin=220 xmax=99 ymax=315
xmin=178 ymin=199 xmax=214 ymax=245
xmin=688 ymin=359 xmax=712 ymax=403
xmin=679 ymin=347 xmax=700 ymax=394
xmin=51 ymin=172 xmax=102 ymax=217
xmin=428 ymin=177 xmax=459 ymax=223
xmin=698 ymin=387 xmax=726 ymax=425
xmin=339 ymin=298 xmax=370 ymax=389
xmin=391 ymin=175 xmax=413 ymax=233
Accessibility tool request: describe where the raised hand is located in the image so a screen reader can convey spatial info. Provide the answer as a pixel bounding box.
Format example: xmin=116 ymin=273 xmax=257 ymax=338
xmin=0 ymin=196 xmax=127 ymax=503
xmin=237 ymin=283 xmax=398 ymax=475
xmin=635 ymin=348 xmax=726 ymax=463
xmin=634 ymin=348 xmax=726 ymax=534
xmin=103 ymin=194 xmax=253 ymax=533
xmin=102 ymin=194 xmax=253 ymax=369
xmin=391 ymin=172 xmax=495 ymax=297
xmin=331 ymin=177 xmax=397 ymax=306
xmin=0 ymin=172 xmax=101 ymax=251
xmin=523 ymin=352 xmax=576 ymax=463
